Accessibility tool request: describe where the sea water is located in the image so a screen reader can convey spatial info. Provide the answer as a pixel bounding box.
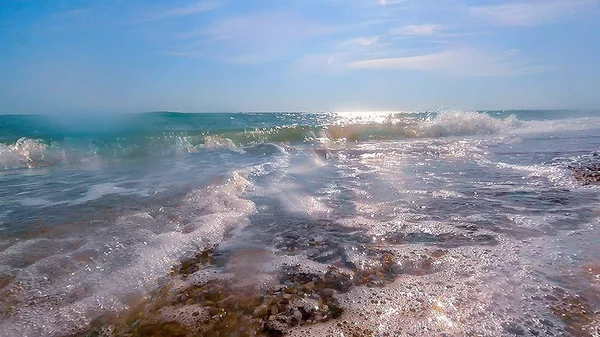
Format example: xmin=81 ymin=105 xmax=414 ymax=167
xmin=1 ymin=110 xmax=599 ymax=336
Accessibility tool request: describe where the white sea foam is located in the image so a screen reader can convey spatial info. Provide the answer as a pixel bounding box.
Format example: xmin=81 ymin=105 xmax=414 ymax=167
xmin=201 ymin=135 xmax=243 ymax=152
xmin=70 ymin=183 xmax=150 ymax=205
xmin=418 ymin=110 xmax=523 ymax=137
xmin=288 ymin=223 xmax=600 ymax=336
xmin=0 ymin=138 xmax=59 ymax=170
xmin=494 ymin=161 xmax=579 ymax=188
xmin=3 ymin=113 xmax=600 ymax=172
xmin=0 ymin=170 xmax=257 ymax=336
xmin=2 ymin=111 xmax=600 ymax=336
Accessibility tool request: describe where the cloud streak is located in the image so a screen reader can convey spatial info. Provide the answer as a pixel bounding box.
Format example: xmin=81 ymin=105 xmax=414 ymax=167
xmin=378 ymin=0 xmax=407 ymax=5
xmin=390 ymin=24 xmax=447 ymax=36
xmin=141 ymin=1 xmax=220 ymax=21
xmin=172 ymin=11 xmax=347 ymax=64
xmin=162 ymin=0 xmax=570 ymax=74
xmin=183 ymin=11 xmax=340 ymax=41
xmin=339 ymin=36 xmax=381 ymax=48
xmin=348 ymin=48 xmax=552 ymax=77
xmin=469 ymin=0 xmax=598 ymax=26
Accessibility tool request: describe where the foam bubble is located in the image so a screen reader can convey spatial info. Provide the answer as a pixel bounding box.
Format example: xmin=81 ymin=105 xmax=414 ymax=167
xmin=418 ymin=110 xmax=523 ymax=137
xmin=494 ymin=162 xmax=577 ymax=187
xmin=0 ymin=138 xmax=59 ymax=170
xmin=3 ymin=114 xmax=600 ymax=173
xmin=287 ymin=233 xmax=591 ymax=336
xmin=69 ymin=183 xmax=150 ymax=205
xmin=0 ymin=169 xmax=257 ymax=336
xmin=202 ymin=135 xmax=243 ymax=152
xmin=157 ymin=305 xmax=211 ymax=332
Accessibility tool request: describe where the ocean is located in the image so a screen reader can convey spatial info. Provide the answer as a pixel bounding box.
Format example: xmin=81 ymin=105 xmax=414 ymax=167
xmin=1 ymin=110 xmax=599 ymax=336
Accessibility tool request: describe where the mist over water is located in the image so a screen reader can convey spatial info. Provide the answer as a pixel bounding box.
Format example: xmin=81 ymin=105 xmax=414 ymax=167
xmin=1 ymin=110 xmax=600 ymax=336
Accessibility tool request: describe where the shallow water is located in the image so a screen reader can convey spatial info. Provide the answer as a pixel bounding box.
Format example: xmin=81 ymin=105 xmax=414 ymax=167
xmin=1 ymin=110 xmax=600 ymax=336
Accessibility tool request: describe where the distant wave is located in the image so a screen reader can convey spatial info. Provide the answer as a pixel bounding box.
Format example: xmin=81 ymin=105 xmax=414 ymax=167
xmin=2 ymin=111 xmax=600 ymax=170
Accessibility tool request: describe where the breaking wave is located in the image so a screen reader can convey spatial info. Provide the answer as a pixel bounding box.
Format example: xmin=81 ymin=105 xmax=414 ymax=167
xmin=0 ymin=138 xmax=62 ymax=170
xmin=2 ymin=111 xmax=600 ymax=170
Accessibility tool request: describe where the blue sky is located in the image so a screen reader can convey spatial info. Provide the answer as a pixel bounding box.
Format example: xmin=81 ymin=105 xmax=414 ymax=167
xmin=1 ymin=0 xmax=599 ymax=113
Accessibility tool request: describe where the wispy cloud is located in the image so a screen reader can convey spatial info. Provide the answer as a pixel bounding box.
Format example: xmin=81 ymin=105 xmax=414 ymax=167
xmin=184 ymin=12 xmax=340 ymax=41
xmin=170 ymin=11 xmax=345 ymax=64
xmin=141 ymin=1 xmax=220 ymax=21
xmin=349 ymin=48 xmax=552 ymax=76
xmin=161 ymin=0 xmax=569 ymax=73
xmin=378 ymin=0 xmax=407 ymax=5
xmin=469 ymin=0 xmax=598 ymax=27
xmin=338 ymin=34 xmax=411 ymax=60
xmin=390 ymin=24 xmax=448 ymax=36
xmin=339 ymin=36 xmax=381 ymax=48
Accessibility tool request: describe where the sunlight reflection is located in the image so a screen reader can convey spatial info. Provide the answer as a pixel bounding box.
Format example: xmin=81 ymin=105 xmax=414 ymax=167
xmin=332 ymin=111 xmax=410 ymax=125
xmin=431 ymin=298 xmax=459 ymax=331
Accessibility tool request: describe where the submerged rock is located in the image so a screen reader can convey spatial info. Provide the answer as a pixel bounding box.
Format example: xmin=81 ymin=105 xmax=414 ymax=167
xmin=75 ymin=222 xmax=477 ymax=336
xmin=570 ymin=163 xmax=600 ymax=185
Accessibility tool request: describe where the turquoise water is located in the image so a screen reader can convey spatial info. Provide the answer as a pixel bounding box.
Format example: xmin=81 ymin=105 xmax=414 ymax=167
xmin=0 ymin=110 xmax=594 ymax=168
xmin=0 ymin=110 xmax=589 ymax=142
xmin=1 ymin=110 xmax=600 ymax=336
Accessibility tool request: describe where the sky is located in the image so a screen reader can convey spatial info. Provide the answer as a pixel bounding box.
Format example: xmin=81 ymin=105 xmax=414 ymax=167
xmin=1 ymin=0 xmax=599 ymax=113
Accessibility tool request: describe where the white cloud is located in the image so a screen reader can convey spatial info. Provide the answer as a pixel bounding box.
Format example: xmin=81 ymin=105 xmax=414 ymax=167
xmin=469 ymin=0 xmax=598 ymax=26
xmin=351 ymin=50 xmax=462 ymax=70
xmin=378 ymin=0 xmax=407 ymax=5
xmin=333 ymin=35 xmax=411 ymax=63
xmin=390 ymin=24 xmax=447 ymax=36
xmin=339 ymin=36 xmax=381 ymax=48
xmin=348 ymin=48 xmax=552 ymax=76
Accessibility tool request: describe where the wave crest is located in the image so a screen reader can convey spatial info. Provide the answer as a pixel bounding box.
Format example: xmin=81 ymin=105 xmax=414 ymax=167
xmin=0 ymin=138 xmax=60 ymax=170
xmin=3 ymin=111 xmax=599 ymax=171
xmin=418 ymin=111 xmax=523 ymax=137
